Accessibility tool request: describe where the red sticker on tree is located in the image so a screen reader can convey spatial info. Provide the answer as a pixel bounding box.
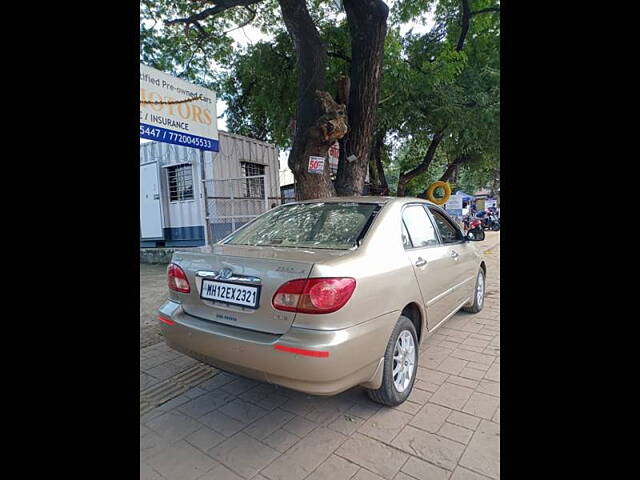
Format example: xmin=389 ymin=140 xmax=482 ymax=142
xmin=308 ymin=156 xmax=325 ymax=174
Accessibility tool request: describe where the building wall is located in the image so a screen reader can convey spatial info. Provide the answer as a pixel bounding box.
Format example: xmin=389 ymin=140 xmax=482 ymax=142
xmin=206 ymin=132 xmax=280 ymax=242
xmin=140 ymin=141 xmax=205 ymax=246
xmin=140 ymin=131 xmax=280 ymax=246
xmin=210 ymin=132 xmax=280 ymax=199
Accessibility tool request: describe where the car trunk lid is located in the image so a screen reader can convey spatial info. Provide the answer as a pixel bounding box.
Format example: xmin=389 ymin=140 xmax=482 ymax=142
xmin=171 ymin=244 xmax=352 ymax=334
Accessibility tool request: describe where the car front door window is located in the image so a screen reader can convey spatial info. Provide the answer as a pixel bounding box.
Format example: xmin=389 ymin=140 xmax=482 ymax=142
xmin=429 ymin=209 xmax=463 ymax=244
xmin=402 ymin=205 xmax=439 ymax=248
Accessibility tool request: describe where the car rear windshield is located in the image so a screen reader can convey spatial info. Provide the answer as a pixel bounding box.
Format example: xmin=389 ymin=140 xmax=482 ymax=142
xmin=223 ymin=202 xmax=380 ymax=250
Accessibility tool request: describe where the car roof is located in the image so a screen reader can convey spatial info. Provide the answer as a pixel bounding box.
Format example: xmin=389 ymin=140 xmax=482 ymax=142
xmin=293 ymin=196 xmax=437 ymax=206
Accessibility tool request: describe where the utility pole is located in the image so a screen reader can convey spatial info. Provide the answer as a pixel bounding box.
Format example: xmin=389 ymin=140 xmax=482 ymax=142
xmin=199 ymin=149 xmax=211 ymax=246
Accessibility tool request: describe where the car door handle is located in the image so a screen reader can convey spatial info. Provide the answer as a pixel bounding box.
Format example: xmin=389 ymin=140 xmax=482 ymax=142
xmin=415 ymin=257 xmax=427 ymax=267
xmin=450 ymin=250 xmax=459 ymax=260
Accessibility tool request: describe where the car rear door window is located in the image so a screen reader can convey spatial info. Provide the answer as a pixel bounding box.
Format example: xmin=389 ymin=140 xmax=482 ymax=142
xmin=402 ymin=205 xmax=439 ymax=248
xmin=429 ymin=208 xmax=463 ymax=244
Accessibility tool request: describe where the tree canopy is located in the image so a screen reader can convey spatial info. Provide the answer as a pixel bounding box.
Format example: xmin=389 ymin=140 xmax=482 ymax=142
xmin=141 ymin=0 xmax=500 ymax=197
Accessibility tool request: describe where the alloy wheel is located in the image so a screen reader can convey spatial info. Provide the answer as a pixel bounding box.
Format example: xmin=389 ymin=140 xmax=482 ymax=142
xmin=392 ymin=331 xmax=416 ymax=392
xmin=477 ymin=272 xmax=485 ymax=307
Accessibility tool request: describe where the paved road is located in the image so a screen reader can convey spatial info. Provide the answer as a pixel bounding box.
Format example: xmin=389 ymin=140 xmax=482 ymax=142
xmin=140 ymin=232 xmax=500 ymax=480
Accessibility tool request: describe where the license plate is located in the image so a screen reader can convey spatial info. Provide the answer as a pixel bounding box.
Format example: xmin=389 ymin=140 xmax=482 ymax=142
xmin=200 ymin=279 xmax=261 ymax=309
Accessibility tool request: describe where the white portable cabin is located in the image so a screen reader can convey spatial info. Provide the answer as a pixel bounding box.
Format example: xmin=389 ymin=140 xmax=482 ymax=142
xmin=140 ymin=131 xmax=280 ymax=247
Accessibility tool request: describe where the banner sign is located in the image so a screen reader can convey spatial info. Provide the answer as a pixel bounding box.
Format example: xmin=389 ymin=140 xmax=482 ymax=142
xmin=445 ymin=194 xmax=463 ymax=216
xmin=328 ymin=142 xmax=339 ymax=174
xmin=308 ymin=156 xmax=325 ymax=174
xmin=140 ymin=64 xmax=219 ymax=151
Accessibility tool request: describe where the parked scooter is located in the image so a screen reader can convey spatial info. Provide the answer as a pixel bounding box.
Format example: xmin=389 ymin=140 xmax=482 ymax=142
xmin=484 ymin=213 xmax=500 ymax=231
xmin=464 ymin=216 xmax=485 ymax=240
xmin=475 ymin=210 xmax=500 ymax=231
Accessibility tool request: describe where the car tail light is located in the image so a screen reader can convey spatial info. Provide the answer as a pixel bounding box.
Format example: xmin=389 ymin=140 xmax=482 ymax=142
xmin=167 ymin=263 xmax=190 ymax=293
xmin=272 ymin=278 xmax=356 ymax=314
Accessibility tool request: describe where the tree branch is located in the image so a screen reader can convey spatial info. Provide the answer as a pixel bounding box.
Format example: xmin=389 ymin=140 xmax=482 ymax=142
xmin=221 ymin=7 xmax=257 ymax=35
xmin=403 ymin=130 xmax=446 ymax=178
xmin=378 ymin=92 xmax=396 ymax=105
xmin=456 ymin=0 xmax=472 ymax=52
xmin=175 ymin=3 xmax=258 ymax=77
xmin=369 ymin=132 xmax=389 ymax=195
xmin=405 ymin=2 xmax=498 ymax=73
xmin=457 ymin=2 xmax=500 ymax=51
xmin=439 ymin=154 xmax=472 ymax=182
xmin=396 ymin=128 xmax=447 ymax=195
xmin=327 ymin=51 xmax=351 ymax=62
xmin=471 ymin=7 xmax=500 ymax=16
xmin=166 ymin=0 xmax=262 ymax=26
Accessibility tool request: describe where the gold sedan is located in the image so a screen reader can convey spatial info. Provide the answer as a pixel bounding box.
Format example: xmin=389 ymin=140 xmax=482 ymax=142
xmin=158 ymin=197 xmax=486 ymax=405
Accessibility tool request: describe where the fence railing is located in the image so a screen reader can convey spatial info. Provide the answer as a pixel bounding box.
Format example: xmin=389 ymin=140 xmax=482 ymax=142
xmin=203 ymin=175 xmax=274 ymax=243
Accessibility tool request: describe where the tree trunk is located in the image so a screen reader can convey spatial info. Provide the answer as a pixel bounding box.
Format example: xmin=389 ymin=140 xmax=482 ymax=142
xmin=439 ymin=162 xmax=458 ymax=184
xmin=368 ymin=132 xmax=389 ymax=195
xmin=336 ymin=75 xmax=350 ymax=183
xmin=295 ymin=91 xmax=348 ymax=199
xmin=334 ymin=0 xmax=389 ymax=196
xmin=279 ymin=0 xmax=342 ymax=200
xmin=396 ymin=130 xmax=446 ymax=196
xmin=440 ymin=155 xmax=471 ymax=182
xmin=489 ymin=169 xmax=499 ymax=199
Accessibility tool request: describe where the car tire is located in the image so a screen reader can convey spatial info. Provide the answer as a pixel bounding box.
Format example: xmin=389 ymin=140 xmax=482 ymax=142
xmin=367 ymin=315 xmax=418 ymax=406
xmin=462 ymin=268 xmax=485 ymax=313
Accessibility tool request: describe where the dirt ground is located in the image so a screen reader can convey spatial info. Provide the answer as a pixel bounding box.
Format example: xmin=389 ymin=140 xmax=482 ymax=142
xmin=140 ymin=263 xmax=169 ymax=349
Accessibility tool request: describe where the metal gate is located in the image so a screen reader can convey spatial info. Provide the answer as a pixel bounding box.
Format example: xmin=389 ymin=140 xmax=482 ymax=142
xmin=204 ymin=175 xmax=269 ymax=242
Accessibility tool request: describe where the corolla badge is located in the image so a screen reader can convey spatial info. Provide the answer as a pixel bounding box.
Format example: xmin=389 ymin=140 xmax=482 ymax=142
xmin=275 ymin=266 xmax=306 ymax=274
xmin=218 ymin=268 xmax=233 ymax=279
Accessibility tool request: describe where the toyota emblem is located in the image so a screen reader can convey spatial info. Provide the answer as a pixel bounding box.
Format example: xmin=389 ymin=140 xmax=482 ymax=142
xmin=219 ymin=268 xmax=233 ymax=279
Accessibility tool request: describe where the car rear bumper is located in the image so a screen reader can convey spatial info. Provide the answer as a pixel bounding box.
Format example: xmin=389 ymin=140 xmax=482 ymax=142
xmin=158 ymin=301 xmax=397 ymax=395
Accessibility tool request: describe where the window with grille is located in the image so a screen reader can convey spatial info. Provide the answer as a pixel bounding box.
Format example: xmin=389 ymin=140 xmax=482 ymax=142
xmin=167 ymin=164 xmax=194 ymax=202
xmin=241 ymin=162 xmax=266 ymax=198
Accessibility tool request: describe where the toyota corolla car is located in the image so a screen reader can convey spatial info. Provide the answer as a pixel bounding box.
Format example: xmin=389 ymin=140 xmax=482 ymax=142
xmin=158 ymin=196 xmax=486 ymax=405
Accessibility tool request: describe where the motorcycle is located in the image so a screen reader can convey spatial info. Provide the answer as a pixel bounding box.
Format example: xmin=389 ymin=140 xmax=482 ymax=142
xmin=465 ymin=216 xmax=485 ymax=241
xmin=484 ymin=213 xmax=500 ymax=231
xmin=463 ymin=215 xmax=471 ymax=231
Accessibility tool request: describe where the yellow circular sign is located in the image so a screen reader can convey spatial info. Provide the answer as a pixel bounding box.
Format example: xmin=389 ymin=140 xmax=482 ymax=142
xmin=425 ymin=181 xmax=451 ymax=205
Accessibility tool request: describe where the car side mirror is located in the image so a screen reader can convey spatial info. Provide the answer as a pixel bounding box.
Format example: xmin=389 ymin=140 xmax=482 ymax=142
xmin=466 ymin=230 xmax=485 ymax=241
